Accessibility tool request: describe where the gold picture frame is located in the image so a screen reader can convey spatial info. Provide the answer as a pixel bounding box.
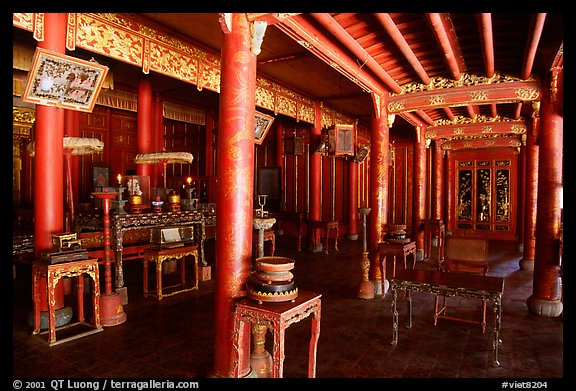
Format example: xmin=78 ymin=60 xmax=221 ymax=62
xmin=22 ymin=48 xmax=108 ymax=113
xmin=254 ymin=110 xmax=275 ymax=145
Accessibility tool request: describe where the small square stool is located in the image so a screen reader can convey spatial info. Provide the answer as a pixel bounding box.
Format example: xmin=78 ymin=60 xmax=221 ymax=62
xmin=32 ymin=258 xmax=103 ymax=346
xmin=309 ymin=220 xmax=339 ymax=254
xmin=142 ymin=244 xmax=199 ymax=301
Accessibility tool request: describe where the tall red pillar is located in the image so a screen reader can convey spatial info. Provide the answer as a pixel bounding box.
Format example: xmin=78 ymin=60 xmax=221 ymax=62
xmin=368 ymin=94 xmax=389 ymax=295
xmin=275 ymin=120 xmax=284 ymax=203
xmin=412 ymin=127 xmax=426 ymax=261
xmin=137 ymin=77 xmax=153 ymax=178
xmin=527 ymin=70 xmax=563 ymax=317
xmin=520 ymin=114 xmax=539 ymax=271
xmin=346 ymin=160 xmax=359 ymax=240
xmin=445 ymin=150 xmax=454 ymax=231
xmin=308 ymin=102 xmax=323 ymax=251
xmin=151 ymin=93 xmax=164 ymax=188
xmin=212 ymin=13 xmax=256 ymax=378
xmin=64 ymin=110 xmax=80 ymax=219
xmin=431 ymin=140 xmax=444 ymax=220
xmin=34 ymin=13 xmax=67 ymax=312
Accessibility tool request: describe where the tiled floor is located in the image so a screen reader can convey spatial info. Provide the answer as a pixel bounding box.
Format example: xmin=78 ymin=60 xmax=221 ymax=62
xmin=12 ymin=235 xmax=564 ymax=381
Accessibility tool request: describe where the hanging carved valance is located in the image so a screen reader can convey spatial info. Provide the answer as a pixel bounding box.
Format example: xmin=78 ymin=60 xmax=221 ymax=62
xmin=163 ymin=102 xmax=205 ymax=125
xmin=96 ymin=88 xmax=138 ymax=112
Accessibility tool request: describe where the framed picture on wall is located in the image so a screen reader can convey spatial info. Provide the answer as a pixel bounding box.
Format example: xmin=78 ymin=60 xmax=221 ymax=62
xmin=334 ymin=124 xmax=355 ymax=156
xmin=92 ymin=164 xmax=110 ymax=191
xmin=254 ymin=110 xmax=275 ymax=145
xmin=22 ymin=48 xmax=109 ymax=113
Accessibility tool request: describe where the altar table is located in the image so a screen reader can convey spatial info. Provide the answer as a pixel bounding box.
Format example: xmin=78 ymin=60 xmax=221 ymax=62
xmin=390 ymin=269 xmax=504 ymax=366
xmin=232 ymin=291 xmax=322 ymax=378
xmin=111 ymin=210 xmax=205 ymax=301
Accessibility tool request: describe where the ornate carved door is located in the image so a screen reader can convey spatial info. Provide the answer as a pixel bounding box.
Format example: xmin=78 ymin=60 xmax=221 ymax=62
xmin=452 ymin=151 xmax=517 ymax=239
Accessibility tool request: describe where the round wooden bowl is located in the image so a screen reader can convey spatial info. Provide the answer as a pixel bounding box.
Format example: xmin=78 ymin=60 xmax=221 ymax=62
xmin=255 ymin=256 xmax=295 ymax=273
xmin=254 ymin=270 xmax=294 ymax=283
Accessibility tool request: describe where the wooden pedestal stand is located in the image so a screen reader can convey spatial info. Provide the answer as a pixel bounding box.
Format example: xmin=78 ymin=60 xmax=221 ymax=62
xmin=93 ymin=191 xmax=127 ymax=326
xmin=357 ymin=208 xmax=374 ymax=299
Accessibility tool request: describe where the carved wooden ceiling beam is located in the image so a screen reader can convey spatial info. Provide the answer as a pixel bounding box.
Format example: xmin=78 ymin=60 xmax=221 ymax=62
xmin=388 ymin=73 xmax=541 ymax=114
xmin=441 ymin=136 xmax=521 ymax=152
xmin=425 ymin=116 xmax=527 ymax=140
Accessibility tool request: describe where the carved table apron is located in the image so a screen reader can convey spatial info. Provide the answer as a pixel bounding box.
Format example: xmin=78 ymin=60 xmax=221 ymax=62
xmin=390 ymin=269 xmax=504 ymax=366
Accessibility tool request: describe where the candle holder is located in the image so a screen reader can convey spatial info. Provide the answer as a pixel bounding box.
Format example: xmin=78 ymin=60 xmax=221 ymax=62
xmin=357 ymin=207 xmax=374 ymax=299
xmin=256 ymin=194 xmax=268 ymax=217
xmin=112 ymin=186 xmax=127 ymax=214
xmin=93 ymin=190 xmax=127 ymax=326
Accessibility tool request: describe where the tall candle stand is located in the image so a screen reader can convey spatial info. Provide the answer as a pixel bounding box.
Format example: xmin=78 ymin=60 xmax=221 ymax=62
xmin=256 ymin=194 xmax=268 ymax=217
xmin=112 ymin=186 xmax=127 ymax=215
xmin=357 ymin=207 xmax=374 ymax=299
xmin=93 ymin=190 xmax=127 ymax=326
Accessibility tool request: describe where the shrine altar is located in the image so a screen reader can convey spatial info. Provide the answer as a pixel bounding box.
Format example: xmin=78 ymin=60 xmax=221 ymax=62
xmin=111 ymin=210 xmax=205 ymax=302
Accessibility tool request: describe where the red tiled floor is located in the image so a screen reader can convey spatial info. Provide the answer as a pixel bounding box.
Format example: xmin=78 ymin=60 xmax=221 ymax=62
xmin=12 ymin=236 xmax=564 ymax=382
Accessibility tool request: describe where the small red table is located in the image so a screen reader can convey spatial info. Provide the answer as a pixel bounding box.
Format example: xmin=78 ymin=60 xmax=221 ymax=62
xmin=142 ymin=244 xmax=199 ymax=301
xmin=32 ymin=258 xmax=103 ymax=345
xmin=309 ymin=220 xmax=339 ymax=254
xmin=232 ymin=290 xmax=322 ymax=378
xmin=378 ymin=240 xmax=417 ymax=278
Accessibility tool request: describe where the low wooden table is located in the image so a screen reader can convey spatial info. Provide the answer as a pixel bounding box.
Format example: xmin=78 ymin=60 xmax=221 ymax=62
xmin=269 ymin=211 xmax=305 ymax=251
xmin=232 ymin=291 xmax=322 ymax=378
xmin=378 ymin=240 xmax=416 ymax=278
xmin=142 ymin=244 xmax=199 ymax=301
xmin=309 ymin=220 xmax=338 ymax=254
xmin=32 ymin=258 xmax=103 ymax=346
xmin=390 ymin=269 xmax=505 ymax=366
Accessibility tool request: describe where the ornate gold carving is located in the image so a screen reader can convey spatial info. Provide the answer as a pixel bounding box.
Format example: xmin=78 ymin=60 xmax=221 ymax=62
xmin=388 ymin=101 xmax=405 ymax=112
xmin=394 ymin=72 xmax=537 ymax=95
xmin=13 ymin=107 xmax=36 ymax=125
xmin=429 ymin=94 xmax=446 ymax=105
xmin=435 ymin=114 xmax=519 ymax=127
xmin=515 ymin=88 xmax=539 ymax=101
xmin=470 ymin=91 xmax=488 ymax=101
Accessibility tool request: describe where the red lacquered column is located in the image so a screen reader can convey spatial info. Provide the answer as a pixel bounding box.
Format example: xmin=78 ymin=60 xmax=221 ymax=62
xmin=346 ymin=160 xmax=359 ymax=240
xmin=212 ymin=13 xmax=255 ymax=378
xmin=152 ymin=94 xmax=164 ymax=188
xmin=527 ymin=70 xmax=563 ymax=317
xmin=137 ymin=77 xmax=153 ymax=178
xmin=64 ymin=110 xmax=80 ymax=215
xmin=412 ymin=127 xmax=426 ymax=261
xmin=308 ymin=102 xmax=323 ymax=251
xmin=445 ymin=150 xmax=455 ymax=233
xmin=431 ymin=140 xmax=444 ymax=220
xmin=34 ymin=13 xmax=67 ymax=313
xmin=520 ymin=115 xmax=539 ymax=271
xmin=368 ymin=96 xmax=389 ymax=296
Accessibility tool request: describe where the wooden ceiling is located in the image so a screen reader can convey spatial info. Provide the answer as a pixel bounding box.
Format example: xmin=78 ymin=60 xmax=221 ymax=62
xmin=136 ymin=13 xmax=563 ymax=136
xmin=14 ymin=13 xmax=563 ymax=141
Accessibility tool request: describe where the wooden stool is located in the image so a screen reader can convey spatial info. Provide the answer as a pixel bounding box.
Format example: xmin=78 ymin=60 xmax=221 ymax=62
xmin=378 ymin=241 xmax=417 ymax=278
xmin=232 ymin=291 xmax=322 ymax=378
xmin=310 ymin=220 xmax=339 ymax=254
xmin=32 ymin=258 xmax=103 ymax=346
xmin=142 ymin=244 xmax=199 ymax=301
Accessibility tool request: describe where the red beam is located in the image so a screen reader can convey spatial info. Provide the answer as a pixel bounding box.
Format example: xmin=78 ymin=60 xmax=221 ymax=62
xmin=375 ymin=13 xmax=430 ymax=85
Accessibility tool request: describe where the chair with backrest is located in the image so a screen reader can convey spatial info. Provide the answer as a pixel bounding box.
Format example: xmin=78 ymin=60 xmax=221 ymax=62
xmin=434 ymin=237 xmax=489 ymax=333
